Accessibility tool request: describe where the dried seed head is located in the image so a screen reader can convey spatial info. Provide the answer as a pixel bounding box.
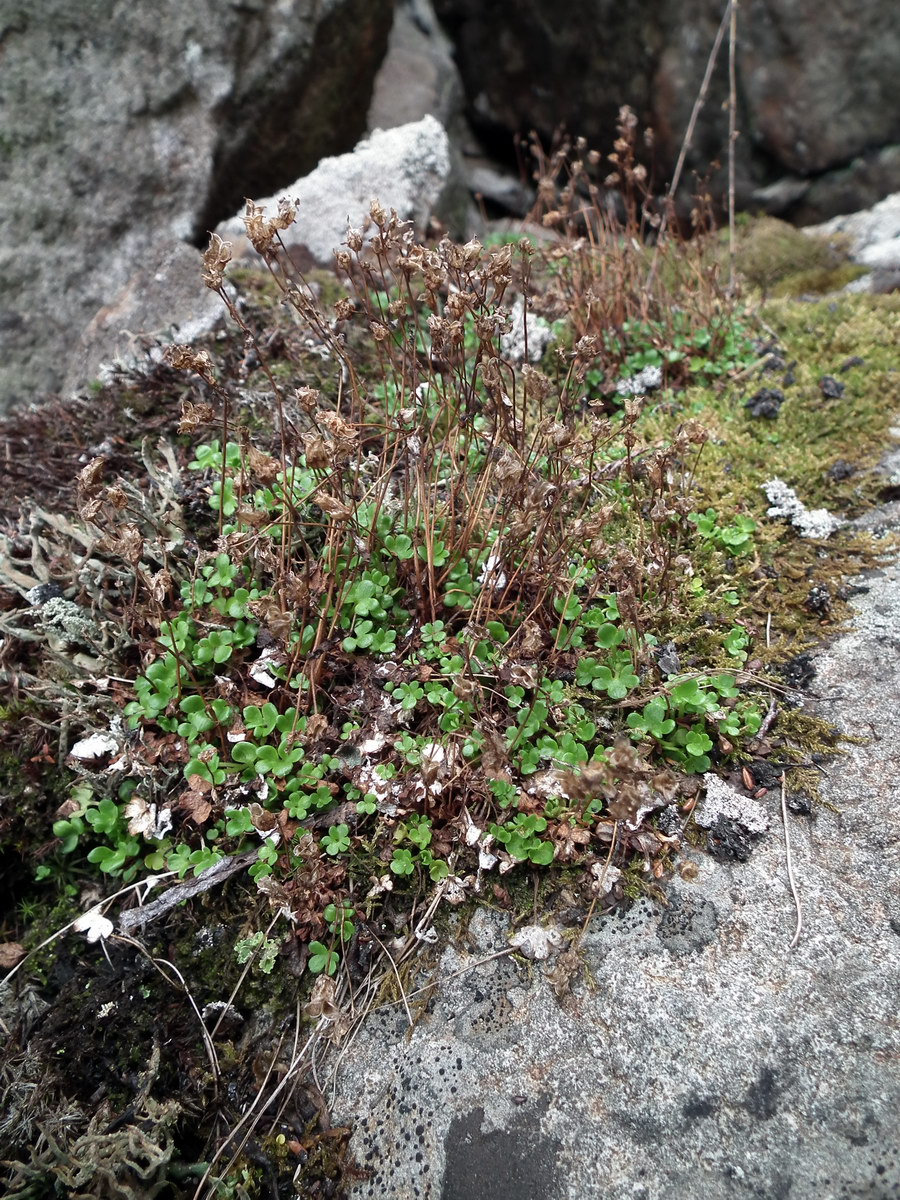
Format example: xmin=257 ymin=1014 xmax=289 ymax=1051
xmin=110 ymin=523 xmax=143 ymax=566
xmin=538 ymin=177 xmax=557 ymax=204
xmin=105 ymin=484 xmax=129 ymax=510
xmin=318 ymin=411 xmax=358 ymax=444
xmin=446 ymin=291 xmax=473 ymax=321
xmin=148 ymin=569 xmax=173 ymax=604
xmin=518 ymin=620 xmax=544 ymax=656
xmin=166 ymin=344 xmax=215 ymax=381
xmin=294 ymin=386 xmax=320 ymax=415
xmin=479 ymin=356 xmax=504 ymax=390
xmin=303 ymin=434 xmax=331 ymax=471
xmin=178 ymin=400 xmax=215 ymax=432
xmin=77 ymin=456 xmax=106 ymax=497
xmin=247 ymin=445 xmax=280 ymax=483
xmin=680 ymin=419 xmax=708 ymax=445
xmin=542 ymin=419 xmax=572 ymax=449
xmin=521 ymin=365 xmax=551 ymax=401
xmin=202 ymin=233 xmax=233 ymax=289
xmin=314 ymin=493 xmax=353 ymax=520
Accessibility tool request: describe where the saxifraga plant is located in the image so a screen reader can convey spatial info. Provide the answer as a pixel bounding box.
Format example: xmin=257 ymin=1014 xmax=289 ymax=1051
xmin=59 ymin=152 xmax=764 ymax=976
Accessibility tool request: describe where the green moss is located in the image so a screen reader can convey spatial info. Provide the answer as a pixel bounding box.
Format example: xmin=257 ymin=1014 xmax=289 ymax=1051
xmin=770 ymin=263 xmax=868 ymax=297
xmin=640 ymin=292 xmax=900 ymax=671
xmin=733 ymin=215 xmax=849 ymax=294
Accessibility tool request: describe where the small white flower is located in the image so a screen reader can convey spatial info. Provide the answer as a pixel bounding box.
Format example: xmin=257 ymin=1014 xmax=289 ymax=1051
xmin=73 ymin=907 xmax=114 ymax=943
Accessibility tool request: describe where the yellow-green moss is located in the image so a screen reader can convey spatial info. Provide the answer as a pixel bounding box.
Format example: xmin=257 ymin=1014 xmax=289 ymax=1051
xmin=733 ymin=215 xmax=849 ymax=294
xmin=771 ymin=263 xmax=869 ymax=297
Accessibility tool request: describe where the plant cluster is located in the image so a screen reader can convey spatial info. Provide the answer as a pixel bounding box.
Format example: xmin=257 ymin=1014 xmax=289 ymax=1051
xmin=526 ymin=109 xmax=758 ymax=398
xmin=40 ymin=146 xmax=766 ymax=980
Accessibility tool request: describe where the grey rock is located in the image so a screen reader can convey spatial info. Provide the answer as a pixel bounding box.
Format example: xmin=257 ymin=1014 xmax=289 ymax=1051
xmin=219 ymin=117 xmax=452 ymax=265
xmin=432 ymin=0 xmax=900 ymax=221
xmin=463 ymin=158 xmax=534 ymax=217
xmin=367 ymin=1 xmax=476 ymax=235
xmin=808 ymin=192 xmax=900 ymax=273
xmin=368 ymin=0 xmax=463 ymax=134
xmin=792 ymin=144 xmax=900 ymax=226
xmin=0 ymin=0 xmax=394 ymax=412
xmin=329 ymin=567 xmax=900 ymax=1197
xmin=63 ymin=241 xmax=224 ymax=394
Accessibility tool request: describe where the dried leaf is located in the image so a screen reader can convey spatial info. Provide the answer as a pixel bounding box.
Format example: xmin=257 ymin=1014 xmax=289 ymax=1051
xmin=0 ymin=941 xmax=27 ymax=968
xmin=249 ymin=802 xmax=278 ymax=833
xmin=179 ymin=788 xmax=212 ymax=826
xmin=77 ymin=456 xmax=106 ymax=497
xmin=510 ymin=924 xmax=564 ymax=960
xmin=315 ymin=493 xmax=352 ymax=520
xmin=148 ymin=569 xmax=173 ymax=604
xmin=304 ymin=975 xmax=341 ymax=1019
xmin=247 ymin=445 xmax=281 ymax=483
xmin=202 ymin=233 xmax=233 ymax=289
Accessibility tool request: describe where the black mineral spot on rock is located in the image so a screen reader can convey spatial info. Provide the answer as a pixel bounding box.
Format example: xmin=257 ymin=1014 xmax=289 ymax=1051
xmin=743 ymin=1066 xmax=783 ymax=1120
xmin=682 ymin=1094 xmax=719 ymax=1120
xmin=780 ymin=651 xmax=816 ymax=690
xmin=840 ymin=356 xmax=865 ymax=372
xmin=819 ymin=374 xmax=845 ymax=399
xmin=442 ymin=1102 xmax=562 ymax=1200
xmin=24 ymin=581 xmax=64 ymax=606
xmin=656 ymin=805 xmax=682 ymax=836
xmin=748 ymin=758 xmax=787 ymax=789
xmin=787 ymin=793 xmax=812 ymax=816
xmin=745 ymin=387 xmax=786 ymax=419
xmin=827 ymin=459 xmax=856 ymax=481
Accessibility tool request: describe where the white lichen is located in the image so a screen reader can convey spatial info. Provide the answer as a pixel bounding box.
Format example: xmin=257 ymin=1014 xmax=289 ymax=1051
xmin=615 ymin=364 xmax=663 ymax=397
xmin=500 ymin=296 xmax=554 ymax=364
xmin=697 ymin=774 xmax=770 ymax=834
xmin=762 ymin=477 xmax=841 ymax=539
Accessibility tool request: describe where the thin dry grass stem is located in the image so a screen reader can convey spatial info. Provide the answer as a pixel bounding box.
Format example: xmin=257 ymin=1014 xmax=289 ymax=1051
xmin=647 ymin=0 xmax=733 ymax=287
xmin=727 ymin=0 xmax=739 ymax=296
xmin=193 ymin=1027 xmax=295 ymax=1199
xmin=780 ymin=772 xmax=804 ymax=949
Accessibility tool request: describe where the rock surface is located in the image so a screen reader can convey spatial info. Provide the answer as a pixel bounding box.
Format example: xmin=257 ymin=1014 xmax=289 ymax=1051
xmin=807 ymin=192 xmax=900 ymax=296
xmin=330 ymin=531 xmax=900 ymax=1194
xmin=433 ymin=0 xmax=900 ymax=222
xmin=368 ymin=0 xmax=463 ymax=135
xmin=62 ymin=241 xmax=224 ymax=394
xmin=218 ymin=117 xmax=452 ymax=264
xmin=811 ymin=193 xmax=900 ymax=272
xmin=0 ymin=0 xmax=393 ymax=412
